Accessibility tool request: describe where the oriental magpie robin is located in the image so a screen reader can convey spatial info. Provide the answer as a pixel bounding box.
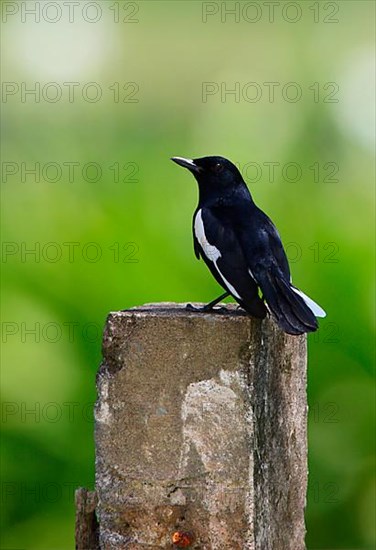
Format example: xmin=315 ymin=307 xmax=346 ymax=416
xmin=171 ymin=155 xmax=326 ymax=335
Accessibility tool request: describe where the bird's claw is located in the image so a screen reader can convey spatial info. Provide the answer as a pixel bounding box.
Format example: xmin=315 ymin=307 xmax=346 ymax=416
xmin=186 ymin=303 xmax=228 ymax=314
xmin=185 ymin=303 xmax=199 ymax=311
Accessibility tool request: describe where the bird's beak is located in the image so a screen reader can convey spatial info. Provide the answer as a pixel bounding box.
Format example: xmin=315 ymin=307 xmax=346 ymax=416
xmin=171 ymin=156 xmax=201 ymax=173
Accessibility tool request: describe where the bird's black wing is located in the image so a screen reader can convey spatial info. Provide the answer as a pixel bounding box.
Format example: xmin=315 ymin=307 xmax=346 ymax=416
xmin=236 ymin=208 xmax=318 ymax=335
xmin=260 ymin=214 xmax=291 ymax=281
xmin=193 ymin=207 xmax=266 ymax=318
xmin=192 ymin=207 xmax=201 ymax=260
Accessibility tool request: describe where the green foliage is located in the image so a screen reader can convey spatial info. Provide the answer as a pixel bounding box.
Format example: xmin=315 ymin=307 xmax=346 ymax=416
xmin=1 ymin=2 xmax=375 ymax=548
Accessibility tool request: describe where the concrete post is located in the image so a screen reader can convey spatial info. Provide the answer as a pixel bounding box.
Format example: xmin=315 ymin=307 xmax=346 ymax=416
xmin=92 ymin=303 xmax=307 ymax=550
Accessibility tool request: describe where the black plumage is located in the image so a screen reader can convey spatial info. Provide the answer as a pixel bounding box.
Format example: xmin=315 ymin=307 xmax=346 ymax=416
xmin=171 ymin=155 xmax=326 ymax=335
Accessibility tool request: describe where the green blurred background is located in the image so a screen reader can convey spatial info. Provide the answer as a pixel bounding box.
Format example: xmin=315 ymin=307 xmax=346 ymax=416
xmin=1 ymin=1 xmax=375 ymax=548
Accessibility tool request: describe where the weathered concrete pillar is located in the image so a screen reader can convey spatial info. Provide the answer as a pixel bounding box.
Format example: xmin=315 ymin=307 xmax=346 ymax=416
xmin=94 ymin=303 xmax=307 ymax=550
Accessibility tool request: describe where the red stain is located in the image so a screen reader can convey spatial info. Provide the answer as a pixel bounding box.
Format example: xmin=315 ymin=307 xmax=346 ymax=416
xmin=172 ymin=530 xmax=193 ymax=547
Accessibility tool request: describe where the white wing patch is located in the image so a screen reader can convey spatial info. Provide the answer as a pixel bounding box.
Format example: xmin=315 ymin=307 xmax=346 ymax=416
xmin=194 ymin=209 xmax=221 ymax=262
xmin=194 ymin=209 xmax=241 ymax=300
xmin=291 ymin=286 xmax=326 ymax=318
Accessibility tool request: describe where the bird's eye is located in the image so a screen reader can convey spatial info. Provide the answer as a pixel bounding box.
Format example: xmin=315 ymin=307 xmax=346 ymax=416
xmin=213 ymin=163 xmax=223 ymax=173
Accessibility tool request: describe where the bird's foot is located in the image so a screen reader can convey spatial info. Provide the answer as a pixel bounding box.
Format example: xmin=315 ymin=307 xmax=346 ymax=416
xmin=185 ymin=303 xmax=199 ymax=312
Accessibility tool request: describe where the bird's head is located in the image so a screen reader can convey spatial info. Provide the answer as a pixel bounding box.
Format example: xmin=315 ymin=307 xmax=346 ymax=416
xmin=171 ymin=155 xmax=245 ymax=199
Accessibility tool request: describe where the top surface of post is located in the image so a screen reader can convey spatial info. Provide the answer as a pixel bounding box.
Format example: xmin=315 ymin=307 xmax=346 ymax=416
xmin=110 ymin=302 xmax=251 ymax=318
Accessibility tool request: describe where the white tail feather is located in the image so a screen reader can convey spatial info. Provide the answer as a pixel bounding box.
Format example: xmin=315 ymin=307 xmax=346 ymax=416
xmin=291 ymin=286 xmax=326 ymax=318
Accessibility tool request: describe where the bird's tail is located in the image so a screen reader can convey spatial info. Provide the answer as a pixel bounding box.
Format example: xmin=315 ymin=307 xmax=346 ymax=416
xmin=258 ymin=270 xmax=326 ymax=335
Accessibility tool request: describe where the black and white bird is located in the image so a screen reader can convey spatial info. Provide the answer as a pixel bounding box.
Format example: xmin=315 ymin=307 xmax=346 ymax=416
xmin=171 ymin=155 xmax=326 ymax=335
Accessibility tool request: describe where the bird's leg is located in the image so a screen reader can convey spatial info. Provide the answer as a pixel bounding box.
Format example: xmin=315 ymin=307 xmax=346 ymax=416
xmin=186 ymin=292 xmax=230 ymax=312
xmin=203 ymin=291 xmax=230 ymax=311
